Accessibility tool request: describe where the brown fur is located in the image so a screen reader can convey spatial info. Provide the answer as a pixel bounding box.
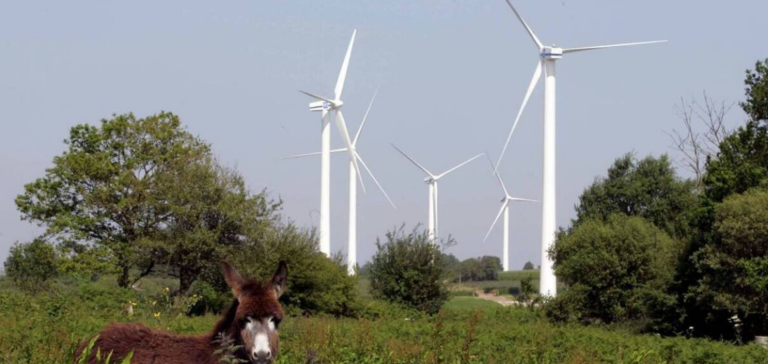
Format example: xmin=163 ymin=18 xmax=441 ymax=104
xmin=76 ymin=261 xmax=288 ymax=364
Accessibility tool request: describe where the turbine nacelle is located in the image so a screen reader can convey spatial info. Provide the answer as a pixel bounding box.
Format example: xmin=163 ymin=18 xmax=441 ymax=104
xmin=541 ymin=46 xmax=563 ymax=60
xmin=307 ymin=98 xmax=343 ymax=112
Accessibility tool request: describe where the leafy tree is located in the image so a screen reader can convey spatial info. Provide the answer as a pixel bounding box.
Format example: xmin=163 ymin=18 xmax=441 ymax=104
xmin=3 ymin=239 xmax=59 ymax=293
xmin=549 ymin=214 xmax=681 ymax=331
xmin=369 ymin=226 xmax=449 ymax=314
xmin=523 ymin=261 xmax=535 ymax=270
xmin=690 ymin=190 xmax=768 ymax=340
xmin=575 ymin=153 xmax=697 ymax=239
xmin=16 ymin=112 xmax=208 ymax=287
xmin=742 ymin=58 xmax=768 ymax=123
xmin=225 ymin=222 xmax=358 ymax=317
xmin=702 ymin=121 xmax=768 ymax=203
xmin=159 ymin=160 xmax=280 ymax=293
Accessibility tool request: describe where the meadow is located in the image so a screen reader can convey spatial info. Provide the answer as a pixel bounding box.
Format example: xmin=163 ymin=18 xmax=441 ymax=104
xmin=2 ymin=275 xmax=768 ymax=364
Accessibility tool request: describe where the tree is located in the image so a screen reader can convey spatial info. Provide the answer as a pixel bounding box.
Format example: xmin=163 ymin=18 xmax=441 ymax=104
xmin=14 ymin=112 xmax=273 ymax=291
xmin=225 ymin=222 xmax=358 ymax=317
xmin=575 ymin=153 xmax=697 ymax=239
xmin=4 ymin=239 xmax=60 ymax=293
xmin=523 ymin=261 xmax=535 ymax=270
xmin=549 ymin=215 xmax=681 ymax=331
xmin=369 ymin=226 xmax=449 ymax=314
xmin=159 ymin=160 xmax=280 ymax=293
xmin=667 ymin=92 xmax=733 ymax=191
xmin=690 ymin=190 xmax=768 ymax=340
xmin=702 ymin=121 xmax=768 ymax=203
xmin=742 ymin=58 xmax=768 ymax=124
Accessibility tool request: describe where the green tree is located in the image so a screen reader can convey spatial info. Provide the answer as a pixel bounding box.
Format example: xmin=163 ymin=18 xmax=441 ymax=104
xmin=690 ymin=190 xmax=768 ymax=340
xmin=16 ymin=113 xmax=230 ymax=287
xmin=549 ymin=215 xmax=681 ymax=331
xmin=225 ymin=222 xmax=358 ymax=317
xmin=742 ymin=58 xmax=768 ymax=123
xmin=575 ymin=153 xmax=697 ymax=239
xmin=702 ymin=121 xmax=768 ymax=203
xmin=369 ymin=226 xmax=449 ymax=314
xmin=3 ymin=239 xmax=60 ymax=293
xmin=523 ymin=261 xmax=535 ymax=270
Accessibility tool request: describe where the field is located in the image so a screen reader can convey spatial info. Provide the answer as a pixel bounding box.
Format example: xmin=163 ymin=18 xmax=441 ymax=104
xmin=1 ymin=275 xmax=768 ymax=364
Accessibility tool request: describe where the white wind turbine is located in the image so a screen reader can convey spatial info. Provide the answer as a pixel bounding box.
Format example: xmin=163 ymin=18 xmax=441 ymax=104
xmin=483 ymin=155 xmax=538 ymax=272
xmin=299 ymin=30 xmax=366 ymax=256
xmin=494 ymin=1 xmax=667 ymax=296
xmin=392 ymin=145 xmax=483 ymax=242
xmin=283 ymin=89 xmax=396 ymax=275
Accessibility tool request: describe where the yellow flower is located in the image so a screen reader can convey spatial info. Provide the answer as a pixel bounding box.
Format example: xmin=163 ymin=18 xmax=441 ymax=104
xmin=153 ymin=312 xmax=161 ymax=318
xmin=163 ymin=287 xmax=170 ymax=293
xmin=152 ymin=300 xmax=157 ymax=306
xmin=129 ymin=300 xmax=137 ymax=307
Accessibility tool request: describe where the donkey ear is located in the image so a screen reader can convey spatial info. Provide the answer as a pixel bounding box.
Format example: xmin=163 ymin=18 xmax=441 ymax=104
xmin=222 ymin=260 xmax=245 ymax=296
xmin=270 ymin=261 xmax=288 ymax=299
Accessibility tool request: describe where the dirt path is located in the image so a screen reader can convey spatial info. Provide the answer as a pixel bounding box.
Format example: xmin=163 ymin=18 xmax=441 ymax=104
xmin=474 ymin=290 xmax=520 ymax=307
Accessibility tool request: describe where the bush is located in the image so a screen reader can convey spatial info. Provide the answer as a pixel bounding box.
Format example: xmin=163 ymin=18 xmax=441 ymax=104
xmin=369 ymin=226 xmax=449 ymax=314
xmin=228 ymin=222 xmax=359 ymax=317
xmin=549 ymin=214 xmax=681 ymax=332
xmin=3 ymin=239 xmax=60 ymax=293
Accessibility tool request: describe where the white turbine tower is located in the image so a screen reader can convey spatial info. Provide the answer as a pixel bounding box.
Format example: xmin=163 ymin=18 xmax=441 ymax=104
xmin=483 ymin=155 xmax=537 ymax=272
xmin=392 ymin=145 xmax=483 ymax=242
xmin=284 ymin=90 xmax=396 ymax=275
xmin=299 ymin=30 xmax=366 ymax=256
xmin=494 ymin=1 xmax=666 ymax=296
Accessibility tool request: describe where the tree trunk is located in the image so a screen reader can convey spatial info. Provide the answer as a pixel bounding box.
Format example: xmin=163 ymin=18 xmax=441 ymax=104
xmin=178 ymin=267 xmax=198 ymax=295
xmin=118 ymin=265 xmax=131 ymax=288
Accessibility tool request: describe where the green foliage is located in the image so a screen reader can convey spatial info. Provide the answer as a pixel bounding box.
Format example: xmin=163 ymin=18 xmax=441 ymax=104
xmin=369 ymin=226 xmax=449 ymax=314
xmin=523 ymin=261 xmax=535 ymax=270
xmin=690 ymin=190 xmax=768 ymax=339
xmin=742 ymin=58 xmax=768 ymax=123
xmin=575 ymin=153 xmax=697 ymax=239
xmin=3 ymin=239 xmax=60 ymax=293
xmin=457 ymin=256 xmax=502 ymax=282
xmin=550 ymin=215 xmax=681 ymax=331
xmin=229 ymin=222 xmax=359 ymax=317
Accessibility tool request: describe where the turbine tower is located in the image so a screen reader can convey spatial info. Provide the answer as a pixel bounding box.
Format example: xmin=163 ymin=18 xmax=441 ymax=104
xmin=299 ymin=30 xmax=366 ymax=256
xmin=283 ymin=90 xmax=396 ymax=275
xmin=483 ymin=155 xmax=537 ymax=272
xmin=392 ymin=145 xmax=483 ymax=242
xmin=494 ymin=1 xmax=666 ymax=296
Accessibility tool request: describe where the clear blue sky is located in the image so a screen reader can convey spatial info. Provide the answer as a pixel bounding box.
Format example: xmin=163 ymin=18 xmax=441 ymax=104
xmin=1 ymin=0 xmax=765 ymax=270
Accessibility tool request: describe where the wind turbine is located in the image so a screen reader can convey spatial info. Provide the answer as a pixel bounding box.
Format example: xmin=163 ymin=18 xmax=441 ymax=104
xmin=283 ymin=89 xmax=396 ymax=275
xmin=494 ymin=1 xmax=666 ymax=297
xmin=299 ymin=30 xmax=366 ymax=256
xmin=483 ymin=155 xmax=538 ymax=272
xmin=392 ymin=145 xmax=483 ymax=242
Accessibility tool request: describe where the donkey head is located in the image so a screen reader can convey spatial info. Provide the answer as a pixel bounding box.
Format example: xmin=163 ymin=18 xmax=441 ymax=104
xmin=222 ymin=260 xmax=288 ymax=364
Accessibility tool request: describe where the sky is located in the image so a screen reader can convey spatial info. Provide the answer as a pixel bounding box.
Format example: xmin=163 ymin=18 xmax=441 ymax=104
xmin=0 ymin=0 xmax=765 ymax=271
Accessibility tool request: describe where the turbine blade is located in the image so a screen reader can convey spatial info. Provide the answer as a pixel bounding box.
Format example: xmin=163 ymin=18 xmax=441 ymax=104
xmin=437 ymin=153 xmax=484 ymax=179
xmin=503 ymin=0 xmax=543 ymax=50
xmin=335 ymin=30 xmax=357 ymax=100
xmin=279 ymin=148 xmax=347 ymax=160
xmin=391 ymin=144 xmax=435 ymax=177
xmin=486 ymin=154 xmax=510 ymax=197
xmin=357 ymin=152 xmax=397 ymax=209
xmin=509 ymin=197 xmax=540 ymax=203
xmin=495 ymin=60 xmax=542 ymax=174
xmin=353 ymin=87 xmax=379 ymax=146
xmin=336 ymin=110 xmax=366 ymax=192
xmin=299 ymin=90 xmax=335 ymax=104
xmin=563 ymin=40 xmax=667 ymax=54
xmin=484 ymin=201 xmax=509 ymax=242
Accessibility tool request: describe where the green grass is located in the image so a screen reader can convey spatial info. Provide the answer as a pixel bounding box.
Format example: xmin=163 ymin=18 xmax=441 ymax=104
xmin=443 ymin=296 xmax=501 ymax=311
xmin=2 ymin=276 xmax=767 ymax=363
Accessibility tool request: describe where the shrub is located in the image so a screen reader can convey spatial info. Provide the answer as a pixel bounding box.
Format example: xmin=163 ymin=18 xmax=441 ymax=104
xmin=369 ymin=226 xmax=449 ymax=314
xmin=228 ymin=222 xmax=359 ymax=317
xmin=549 ymin=214 xmax=681 ymax=332
xmin=3 ymin=239 xmax=60 ymax=293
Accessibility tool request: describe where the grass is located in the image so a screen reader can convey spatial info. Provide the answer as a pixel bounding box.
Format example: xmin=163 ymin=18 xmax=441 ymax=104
xmin=2 ymin=276 xmax=768 ymax=363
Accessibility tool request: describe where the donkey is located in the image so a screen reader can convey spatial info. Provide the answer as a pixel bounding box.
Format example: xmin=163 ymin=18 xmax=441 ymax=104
xmin=77 ymin=260 xmax=288 ymax=364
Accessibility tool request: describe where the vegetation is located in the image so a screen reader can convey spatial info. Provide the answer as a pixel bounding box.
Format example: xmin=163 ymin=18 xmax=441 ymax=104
xmin=3 ymin=238 xmax=60 ymax=293
xmin=523 ymin=261 xmax=535 ymax=270
xmin=369 ymin=226 xmax=449 ymax=314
